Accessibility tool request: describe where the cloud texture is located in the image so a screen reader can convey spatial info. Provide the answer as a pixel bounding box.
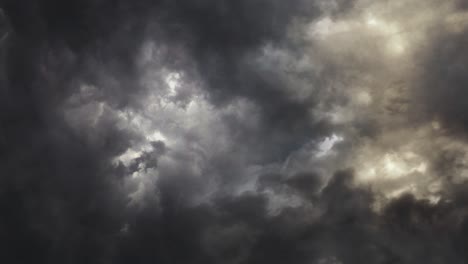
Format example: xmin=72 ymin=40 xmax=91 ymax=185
xmin=2 ymin=0 xmax=468 ymax=263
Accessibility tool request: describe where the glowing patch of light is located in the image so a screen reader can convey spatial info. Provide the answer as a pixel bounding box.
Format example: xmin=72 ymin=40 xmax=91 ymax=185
xmin=386 ymin=184 xmax=417 ymax=199
xmin=365 ymin=14 xmax=399 ymax=35
xmin=366 ymin=17 xmax=378 ymax=27
xmin=316 ymin=134 xmax=344 ymax=158
xmin=354 ymin=90 xmax=372 ymax=105
xmin=428 ymin=195 xmax=441 ymax=205
xmin=113 ymin=148 xmax=143 ymax=167
xmin=365 ymin=14 xmax=406 ymax=55
xmin=165 ymin=72 xmax=181 ymax=96
xmin=358 ymin=152 xmax=428 ymax=182
xmin=383 ymin=154 xmax=407 ymax=178
xmin=147 ymin=130 xmax=168 ymax=143
xmin=309 ymin=16 xmax=351 ymax=39
xmin=414 ymin=162 xmax=428 ymax=174
xmin=383 ymin=153 xmax=427 ymax=178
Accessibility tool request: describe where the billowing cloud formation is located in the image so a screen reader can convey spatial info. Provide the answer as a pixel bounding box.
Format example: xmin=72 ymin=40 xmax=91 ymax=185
xmin=2 ymin=0 xmax=468 ymax=263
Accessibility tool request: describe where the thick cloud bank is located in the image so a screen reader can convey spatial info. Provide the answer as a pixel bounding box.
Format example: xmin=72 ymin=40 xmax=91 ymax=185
xmin=2 ymin=0 xmax=468 ymax=263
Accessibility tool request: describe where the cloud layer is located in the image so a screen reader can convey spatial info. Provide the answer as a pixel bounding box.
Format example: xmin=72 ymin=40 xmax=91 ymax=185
xmin=2 ymin=0 xmax=468 ymax=263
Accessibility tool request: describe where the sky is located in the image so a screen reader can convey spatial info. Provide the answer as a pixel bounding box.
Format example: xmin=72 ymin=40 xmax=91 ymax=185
xmin=1 ymin=0 xmax=468 ymax=263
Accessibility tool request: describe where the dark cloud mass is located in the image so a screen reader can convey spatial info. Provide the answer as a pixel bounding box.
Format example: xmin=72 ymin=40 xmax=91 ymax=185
xmin=2 ymin=0 xmax=468 ymax=263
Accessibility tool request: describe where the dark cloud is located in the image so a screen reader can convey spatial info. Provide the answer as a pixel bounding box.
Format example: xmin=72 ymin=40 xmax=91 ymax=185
xmin=415 ymin=27 xmax=468 ymax=135
xmin=2 ymin=0 xmax=468 ymax=263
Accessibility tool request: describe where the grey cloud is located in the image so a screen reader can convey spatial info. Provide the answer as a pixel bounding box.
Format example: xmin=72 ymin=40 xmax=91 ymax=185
xmin=415 ymin=27 xmax=468 ymax=134
xmin=3 ymin=0 xmax=468 ymax=263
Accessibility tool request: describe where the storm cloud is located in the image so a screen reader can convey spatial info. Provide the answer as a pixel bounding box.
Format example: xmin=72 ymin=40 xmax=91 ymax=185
xmin=1 ymin=0 xmax=468 ymax=263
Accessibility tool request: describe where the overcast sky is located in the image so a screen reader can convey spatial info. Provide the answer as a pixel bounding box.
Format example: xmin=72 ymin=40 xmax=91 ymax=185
xmin=1 ymin=0 xmax=468 ymax=263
